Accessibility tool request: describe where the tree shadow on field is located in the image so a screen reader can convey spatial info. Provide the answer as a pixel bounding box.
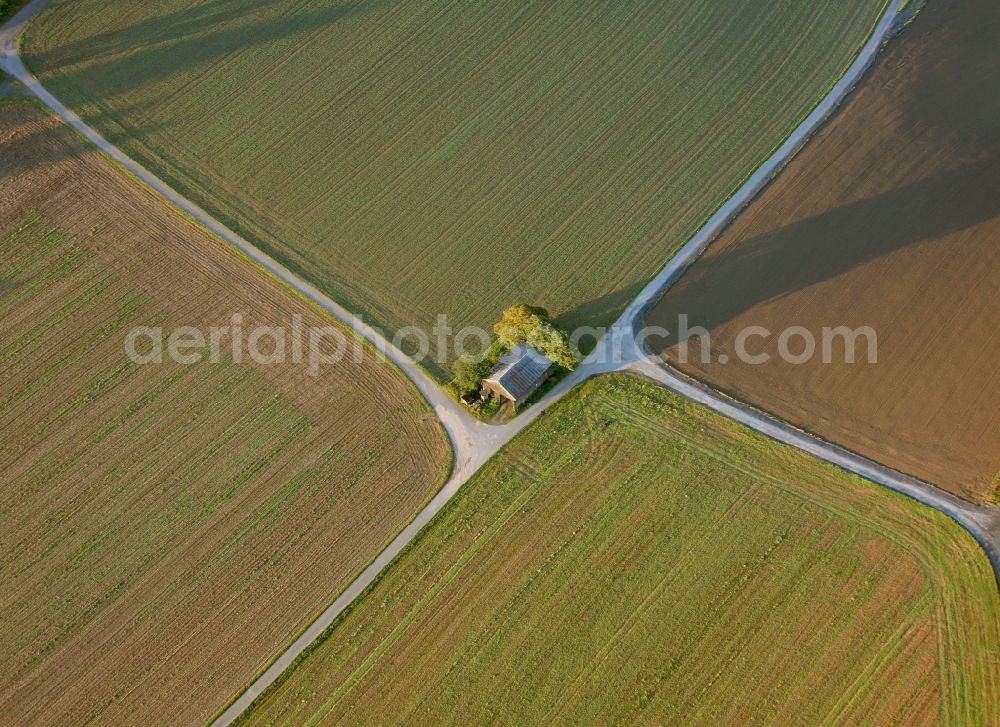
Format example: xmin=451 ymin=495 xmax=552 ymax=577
xmin=649 ymin=155 xmax=1000 ymax=349
xmin=0 ymin=96 xmax=171 ymax=184
xmin=556 ymin=280 xmax=645 ymax=341
xmin=32 ymin=0 xmax=382 ymax=116
xmin=648 ymin=0 xmax=1000 ymax=353
xmin=0 ymin=99 xmax=90 ymax=181
xmin=2 ymin=0 xmax=383 ymax=231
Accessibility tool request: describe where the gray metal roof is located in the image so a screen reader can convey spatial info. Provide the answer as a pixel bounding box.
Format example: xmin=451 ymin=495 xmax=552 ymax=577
xmin=483 ymin=344 xmax=552 ymax=403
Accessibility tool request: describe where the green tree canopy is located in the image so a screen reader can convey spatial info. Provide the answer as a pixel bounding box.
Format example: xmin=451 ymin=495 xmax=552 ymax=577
xmin=450 ymin=356 xmax=493 ymax=396
xmin=493 ymin=305 xmax=578 ymax=369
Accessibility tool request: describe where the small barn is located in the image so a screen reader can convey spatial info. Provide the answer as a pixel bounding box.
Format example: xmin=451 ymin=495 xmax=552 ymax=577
xmin=481 ymin=344 xmax=553 ymax=410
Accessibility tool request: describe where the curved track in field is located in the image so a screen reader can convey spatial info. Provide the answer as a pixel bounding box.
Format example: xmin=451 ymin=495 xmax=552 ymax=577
xmin=4 ymin=1 xmax=997 ymax=725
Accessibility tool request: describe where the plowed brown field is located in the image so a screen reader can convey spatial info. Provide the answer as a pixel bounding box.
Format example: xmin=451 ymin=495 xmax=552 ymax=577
xmin=0 ymin=100 xmax=449 ymax=726
xmin=646 ymin=0 xmax=1000 ymax=502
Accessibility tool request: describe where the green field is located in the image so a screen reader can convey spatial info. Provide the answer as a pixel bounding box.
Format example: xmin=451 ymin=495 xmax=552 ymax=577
xmin=239 ymin=375 xmax=1000 ymax=725
xmin=25 ymin=0 xmax=886 ymax=376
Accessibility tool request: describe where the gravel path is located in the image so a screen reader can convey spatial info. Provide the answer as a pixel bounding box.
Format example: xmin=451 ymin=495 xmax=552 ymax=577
xmin=5 ymin=1 xmax=997 ymax=726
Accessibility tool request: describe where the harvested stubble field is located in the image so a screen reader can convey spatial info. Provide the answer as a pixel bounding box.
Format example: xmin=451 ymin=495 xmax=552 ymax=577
xmin=239 ymin=375 xmax=1000 ymax=726
xmin=646 ymin=0 xmax=1000 ymax=502
xmin=25 ymin=0 xmax=887 ymax=376
xmin=0 ymin=100 xmax=450 ymax=726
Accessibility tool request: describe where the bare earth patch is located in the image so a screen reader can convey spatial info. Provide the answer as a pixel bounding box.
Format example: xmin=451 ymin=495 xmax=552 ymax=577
xmin=645 ymin=0 xmax=1000 ymax=502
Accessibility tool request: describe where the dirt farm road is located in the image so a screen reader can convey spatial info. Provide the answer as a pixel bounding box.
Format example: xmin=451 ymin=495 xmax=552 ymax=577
xmin=3 ymin=0 xmax=998 ymax=724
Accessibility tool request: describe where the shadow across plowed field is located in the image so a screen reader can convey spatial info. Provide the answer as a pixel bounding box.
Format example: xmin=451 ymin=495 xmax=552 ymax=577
xmin=661 ymin=157 xmax=998 ymax=333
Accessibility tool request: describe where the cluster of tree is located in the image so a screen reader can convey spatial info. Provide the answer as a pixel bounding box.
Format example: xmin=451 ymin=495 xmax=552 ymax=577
xmin=448 ymin=305 xmax=578 ymax=398
xmin=450 ymin=356 xmax=493 ymax=397
xmin=492 ymin=305 xmax=577 ymax=369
